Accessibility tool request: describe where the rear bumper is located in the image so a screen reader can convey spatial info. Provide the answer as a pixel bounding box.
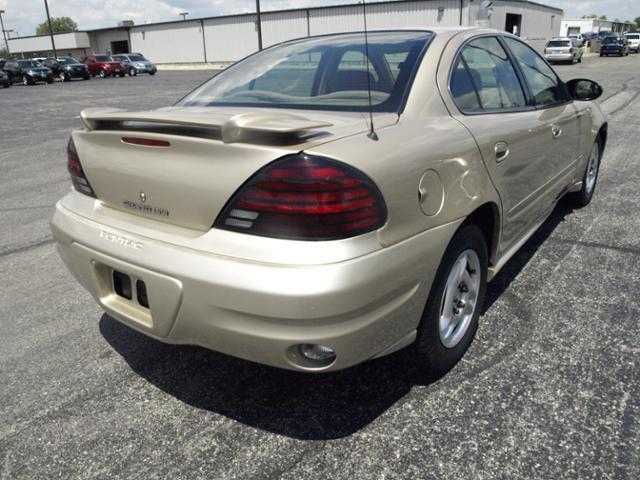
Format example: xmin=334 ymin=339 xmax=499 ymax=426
xmin=544 ymin=53 xmax=574 ymax=61
xmin=134 ymin=66 xmax=157 ymax=74
xmin=67 ymin=70 xmax=89 ymax=78
xmin=51 ymin=195 xmax=459 ymax=372
xmin=27 ymin=73 xmax=52 ymax=83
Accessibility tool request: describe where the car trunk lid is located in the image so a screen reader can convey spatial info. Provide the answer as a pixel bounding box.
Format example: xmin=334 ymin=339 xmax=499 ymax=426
xmin=74 ymin=106 xmax=397 ymax=231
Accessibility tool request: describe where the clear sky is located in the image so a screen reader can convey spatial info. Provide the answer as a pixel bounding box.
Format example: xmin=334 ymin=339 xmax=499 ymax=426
xmin=0 ymin=0 xmax=637 ymax=39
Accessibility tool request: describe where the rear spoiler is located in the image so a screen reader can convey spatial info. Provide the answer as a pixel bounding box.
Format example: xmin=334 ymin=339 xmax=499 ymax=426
xmin=79 ymin=108 xmax=333 ymax=144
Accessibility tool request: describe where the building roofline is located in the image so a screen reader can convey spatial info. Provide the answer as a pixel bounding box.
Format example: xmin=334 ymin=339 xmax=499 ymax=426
xmin=507 ymin=0 xmax=563 ymax=14
xmin=9 ymin=0 xmax=564 ymax=40
xmin=562 ymin=18 xmax=634 ymax=24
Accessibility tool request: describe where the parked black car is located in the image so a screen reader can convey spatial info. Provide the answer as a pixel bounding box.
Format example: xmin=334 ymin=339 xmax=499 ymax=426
xmin=2 ymin=59 xmax=54 ymax=85
xmin=0 ymin=69 xmax=10 ymax=88
xmin=600 ymin=36 xmax=630 ymax=57
xmin=41 ymin=57 xmax=90 ymax=81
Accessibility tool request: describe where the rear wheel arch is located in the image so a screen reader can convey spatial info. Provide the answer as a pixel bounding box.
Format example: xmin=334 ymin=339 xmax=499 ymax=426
xmin=597 ymin=123 xmax=608 ymax=155
xmin=463 ymin=202 xmax=500 ymax=266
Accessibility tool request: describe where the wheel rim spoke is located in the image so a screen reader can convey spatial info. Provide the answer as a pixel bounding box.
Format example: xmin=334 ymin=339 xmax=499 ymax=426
xmin=439 ymin=249 xmax=481 ymax=349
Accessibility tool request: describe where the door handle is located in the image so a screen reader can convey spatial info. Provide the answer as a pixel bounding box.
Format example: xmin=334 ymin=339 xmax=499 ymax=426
xmin=495 ymin=141 xmax=509 ymax=163
xmin=551 ymin=124 xmax=562 ymax=139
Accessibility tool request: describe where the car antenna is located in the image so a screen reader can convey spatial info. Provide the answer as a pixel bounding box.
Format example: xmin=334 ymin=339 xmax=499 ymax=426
xmin=362 ymin=0 xmax=379 ymax=141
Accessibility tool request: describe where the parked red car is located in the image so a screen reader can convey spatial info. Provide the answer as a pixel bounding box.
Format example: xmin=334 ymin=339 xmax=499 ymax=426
xmin=83 ymin=55 xmax=125 ymax=78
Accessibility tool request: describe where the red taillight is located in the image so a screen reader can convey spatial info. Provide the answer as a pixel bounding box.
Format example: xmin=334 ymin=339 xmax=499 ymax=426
xmin=67 ymin=137 xmax=96 ymax=197
xmin=215 ymin=154 xmax=387 ymax=240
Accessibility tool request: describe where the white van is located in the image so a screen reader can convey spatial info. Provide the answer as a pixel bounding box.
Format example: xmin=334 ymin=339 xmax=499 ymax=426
xmin=625 ymin=33 xmax=640 ymax=53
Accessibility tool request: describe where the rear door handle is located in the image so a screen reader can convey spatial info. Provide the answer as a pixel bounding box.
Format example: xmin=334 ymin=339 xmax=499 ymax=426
xmin=552 ymin=124 xmax=562 ymax=139
xmin=495 ymin=141 xmax=509 ymax=162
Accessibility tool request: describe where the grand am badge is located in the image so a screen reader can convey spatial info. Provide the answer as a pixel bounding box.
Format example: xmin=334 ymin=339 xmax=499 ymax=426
xmin=123 ymin=199 xmax=169 ymax=218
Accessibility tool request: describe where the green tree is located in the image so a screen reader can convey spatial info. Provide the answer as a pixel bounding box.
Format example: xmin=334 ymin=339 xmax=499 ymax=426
xmin=635 ymin=16 xmax=640 ymax=29
xmin=35 ymin=17 xmax=77 ymax=35
xmin=599 ymin=15 xmax=608 ymax=20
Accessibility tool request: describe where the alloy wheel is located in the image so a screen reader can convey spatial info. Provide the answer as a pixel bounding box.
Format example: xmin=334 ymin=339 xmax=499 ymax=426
xmin=585 ymin=142 xmax=600 ymax=194
xmin=439 ymin=249 xmax=481 ymax=349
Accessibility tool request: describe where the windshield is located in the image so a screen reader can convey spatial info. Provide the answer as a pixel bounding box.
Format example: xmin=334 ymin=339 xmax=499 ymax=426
xmin=179 ymin=31 xmax=433 ymax=112
xmin=547 ymin=40 xmax=571 ymax=48
xmin=602 ymin=37 xmax=619 ymax=44
xmin=626 ymin=34 xmax=639 ymax=40
xmin=59 ymin=57 xmax=80 ymax=64
xmin=128 ymin=55 xmax=146 ymax=61
xmin=95 ymin=55 xmax=112 ymax=62
xmin=19 ymin=60 xmax=41 ymax=68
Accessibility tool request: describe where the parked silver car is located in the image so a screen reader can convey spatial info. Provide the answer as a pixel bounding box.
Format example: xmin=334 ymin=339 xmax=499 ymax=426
xmin=544 ymin=37 xmax=583 ymax=64
xmin=111 ymin=53 xmax=157 ymax=76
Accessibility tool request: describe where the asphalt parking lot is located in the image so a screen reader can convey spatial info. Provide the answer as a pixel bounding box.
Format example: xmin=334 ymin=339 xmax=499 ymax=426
xmin=1 ymin=53 xmax=639 ymax=479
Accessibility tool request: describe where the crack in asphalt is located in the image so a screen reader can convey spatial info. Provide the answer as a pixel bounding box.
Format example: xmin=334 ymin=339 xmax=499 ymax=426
xmin=0 ymin=238 xmax=55 ymax=259
xmin=0 ymin=205 xmax=53 ymax=213
xmin=607 ymin=89 xmax=640 ymax=116
xmin=548 ymin=237 xmax=640 ymax=257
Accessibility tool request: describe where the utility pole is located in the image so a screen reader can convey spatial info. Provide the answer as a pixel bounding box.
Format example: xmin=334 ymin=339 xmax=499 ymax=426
xmin=43 ymin=0 xmax=58 ymax=58
xmin=0 ymin=10 xmax=10 ymax=57
xmin=256 ymin=0 xmax=262 ymax=50
xmin=180 ymin=12 xmax=189 ymax=21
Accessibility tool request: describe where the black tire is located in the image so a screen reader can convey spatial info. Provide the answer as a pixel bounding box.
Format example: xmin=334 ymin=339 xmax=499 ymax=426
xmin=118 ymin=73 xmax=125 ymax=77
xmin=129 ymin=67 xmax=137 ymax=76
xmin=46 ymin=78 xmax=53 ymax=84
xmin=2 ymin=83 xmax=9 ymax=88
xmin=409 ymin=224 xmax=488 ymax=379
xmin=566 ymin=136 xmax=602 ymax=208
xmin=149 ymin=71 xmax=155 ymax=76
xmin=578 ymin=56 xmax=582 ymax=63
xmin=83 ymin=75 xmax=90 ymax=80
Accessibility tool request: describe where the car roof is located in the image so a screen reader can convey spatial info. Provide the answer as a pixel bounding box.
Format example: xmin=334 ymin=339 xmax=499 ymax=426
xmin=276 ymin=27 xmax=502 ymax=48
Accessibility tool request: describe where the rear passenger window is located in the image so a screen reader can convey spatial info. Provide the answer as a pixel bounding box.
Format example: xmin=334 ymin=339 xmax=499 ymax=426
xmin=458 ymin=37 xmax=526 ymax=110
xmin=450 ymin=58 xmax=481 ymax=111
xmin=503 ymin=37 xmax=567 ymax=106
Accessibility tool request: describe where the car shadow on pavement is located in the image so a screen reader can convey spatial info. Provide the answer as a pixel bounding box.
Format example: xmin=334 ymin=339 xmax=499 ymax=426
xmin=482 ymin=201 xmax=575 ymax=313
xmin=99 ymin=314 xmax=424 ymax=440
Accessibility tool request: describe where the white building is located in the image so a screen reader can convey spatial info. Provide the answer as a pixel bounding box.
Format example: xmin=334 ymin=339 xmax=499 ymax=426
xmin=560 ymin=18 xmax=634 ymax=37
xmin=7 ymin=0 xmax=563 ymax=63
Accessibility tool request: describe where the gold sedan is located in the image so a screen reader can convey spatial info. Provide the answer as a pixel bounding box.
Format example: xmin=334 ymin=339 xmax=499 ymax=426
xmin=51 ymin=28 xmax=607 ymax=376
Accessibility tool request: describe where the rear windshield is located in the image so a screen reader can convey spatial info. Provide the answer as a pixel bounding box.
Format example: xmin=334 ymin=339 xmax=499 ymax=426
xmin=95 ymin=55 xmax=112 ymax=62
xmin=128 ymin=55 xmax=146 ymax=61
xmin=626 ymin=34 xmax=639 ymax=40
xmin=547 ymin=40 xmax=571 ymax=47
xmin=59 ymin=57 xmax=80 ymax=64
xmin=179 ymin=31 xmax=433 ymax=112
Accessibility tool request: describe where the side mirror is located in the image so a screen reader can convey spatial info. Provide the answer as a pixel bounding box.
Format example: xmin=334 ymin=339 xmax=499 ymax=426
xmin=566 ymin=78 xmax=603 ymax=102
